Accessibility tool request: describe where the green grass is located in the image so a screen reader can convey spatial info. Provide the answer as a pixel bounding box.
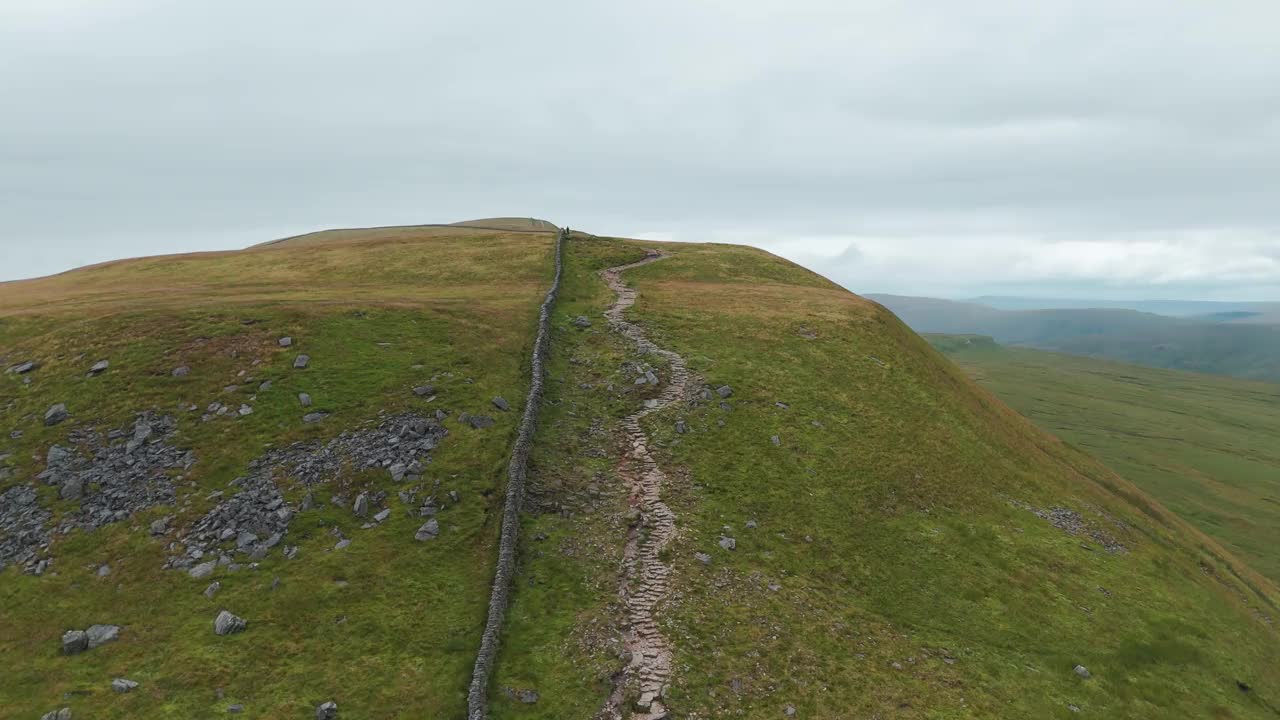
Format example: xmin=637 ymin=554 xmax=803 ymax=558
xmin=0 ymin=229 xmax=555 ymax=718
xmin=929 ymin=333 xmax=1280 ymax=585
xmin=487 ymin=238 xmax=1280 ymax=719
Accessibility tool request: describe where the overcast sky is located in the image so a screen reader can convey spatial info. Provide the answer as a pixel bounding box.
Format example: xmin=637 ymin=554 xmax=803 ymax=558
xmin=3 ymin=1 xmax=1279 ymax=300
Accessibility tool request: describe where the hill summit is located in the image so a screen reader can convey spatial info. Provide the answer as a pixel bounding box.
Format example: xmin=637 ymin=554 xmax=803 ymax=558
xmin=1 ymin=224 xmax=1277 ymax=719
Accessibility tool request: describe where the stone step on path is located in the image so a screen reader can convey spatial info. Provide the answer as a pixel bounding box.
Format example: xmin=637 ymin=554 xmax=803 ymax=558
xmin=598 ymin=251 xmax=688 ymax=720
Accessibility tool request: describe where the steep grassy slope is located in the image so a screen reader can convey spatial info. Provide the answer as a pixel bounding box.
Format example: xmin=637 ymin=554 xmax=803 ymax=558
xmin=870 ymin=293 xmax=1280 ymax=383
xmin=493 ymin=238 xmax=1280 ymax=719
xmin=931 ymin=334 xmax=1280 ymax=585
xmin=0 ymin=229 xmax=555 ymax=718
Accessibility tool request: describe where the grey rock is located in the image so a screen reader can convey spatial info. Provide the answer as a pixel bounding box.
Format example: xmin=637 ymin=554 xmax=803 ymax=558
xmin=44 ymin=403 xmax=69 ymax=426
xmin=334 ymin=539 xmax=351 ymax=550
xmin=770 ymin=435 xmax=781 ymax=446
xmin=675 ymin=420 xmax=688 ymax=434
xmin=694 ymin=552 xmax=712 ymax=565
xmin=59 ymin=476 xmax=84 ymax=500
xmin=89 ymin=360 xmax=110 ymax=374
xmin=520 ymin=690 xmax=539 ymax=704
xmin=492 ymin=396 xmax=511 ymax=412
xmin=40 ymin=709 xmax=72 ymax=720
xmin=10 ymin=360 xmax=37 ymax=374
xmin=373 ymin=508 xmax=391 ymax=523
xmin=1074 ymin=664 xmax=1091 ymax=679
xmin=112 ymin=678 xmax=139 ymax=693
xmin=214 ymin=610 xmax=246 ymax=635
xmin=316 ymin=701 xmax=338 ymax=719
xmin=61 ymin=629 xmax=89 ymax=655
xmin=303 ymin=412 xmax=329 ymax=423
xmin=413 ymin=385 xmax=435 ymax=397
xmin=47 ymin=444 xmax=73 ymax=465
xmin=97 ymin=564 xmax=111 ymax=577
xmin=279 ymin=336 xmax=293 ymax=347
xmin=204 ymin=581 xmax=221 ymax=599
xmin=189 ymin=560 xmax=217 ymax=579
xmin=645 ymin=370 xmax=659 ymax=385
xmin=228 ymin=704 xmax=245 ymax=713
xmin=150 ymin=518 xmax=170 ymax=535
xmin=258 ymin=380 xmax=272 ymax=392
xmin=389 ymin=463 xmax=407 ymax=482
xmin=86 ymin=624 xmax=120 ymax=648
xmin=293 ymin=354 xmax=310 ymax=369
xmin=300 ymin=492 xmax=315 ymax=511
xmin=716 ymin=385 xmax=734 ymax=398
xmin=415 ymin=519 xmax=440 ymax=541
xmin=784 ymin=704 xmax=797 ymax=717
xmin=172 ymin=366 xmax=191 ymax=377
xmin=353 ymin=493 xmax=369 ymax=517
xmin=572 ymin=315 xmax=592 ymax=328
xmin=235 ymin=531 xmax=258 ymax=548
xmin=468 ymin=415 xmax=495 ymax=430
xmin=718 ymin=536 xmax=737 ymax=551
xmin=746 ymin=519 xmax=758 ymax=529
xmin=299 ymin=392 xmax=312 ymax=407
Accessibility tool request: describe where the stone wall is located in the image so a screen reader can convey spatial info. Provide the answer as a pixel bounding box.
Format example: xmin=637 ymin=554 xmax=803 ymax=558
xmin=466 ymin=229 xmax=565 ymax=720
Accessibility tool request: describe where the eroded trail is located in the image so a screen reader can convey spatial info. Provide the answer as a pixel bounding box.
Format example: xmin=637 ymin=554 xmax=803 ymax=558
xmin=600 ymin=251 xmax=687 ymax=720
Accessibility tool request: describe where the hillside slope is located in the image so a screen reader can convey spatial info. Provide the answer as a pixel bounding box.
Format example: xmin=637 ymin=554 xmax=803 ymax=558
xmin=0 ymin=228 xmax=557 ymax=718
xmin=3 ymin=229 xmax=1279 ymax=719
xmin=930 ymin=334 xmax=1280 ymax=585
xmin=491 ymin=239 xmax=1280 ymax=719
xmin=870 ymin=293 xmax=1280 ymax=383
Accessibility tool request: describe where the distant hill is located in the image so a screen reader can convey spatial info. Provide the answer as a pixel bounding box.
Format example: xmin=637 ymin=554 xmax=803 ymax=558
xmin=258 ymin=217 xmax=558 ymax=248
xmin=870 ymin=293 xmax=1280 ymax=383
xmin=931 ymin=333 xmax=1280 ymax=584
xmin=968 ymin=295 xmax=1273 ymax=317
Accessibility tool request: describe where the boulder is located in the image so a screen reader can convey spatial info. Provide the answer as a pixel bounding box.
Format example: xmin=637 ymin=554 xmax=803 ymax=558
xmin=172 ymin=366 xmax=191 ymax=377
xmin=415 ymin=519 xmax=440 ymax=541
xmin=675 ymin=421 xmax=688 ymax=434
xmin=718 ymin=536 xmax=737 ymax=551
xmin=59 ymin=477 xmax=84 ymax=500
xmin=10 ymin=360 xmax=37 ymax=374
xmin=86 ymin=624 xmax=120 ymax=648
xmin=1074 ymin=665 xmax=1091 ymax=679
xmin=61 ymin=629 xmax=88 ymax=655
xmin=334 ymin=539 xmax=351 ymax=550
xmin=303 ymin=412 xmax=329 ymax=424
xmin=716 ymin=385 xmax=734 ymax=398
xmin=694 ymin=552 xmax=712 ymax=565
xmin=214 ymin=610 xmax=246 ymax=636
xmin=468 ymin=415 xmax=495 ymax=430
xmin=44 ymin=403 xmax=69 ymax=426
xmin=204 ymin=581 xmax=221 ymax=599
xmin=279 ymin=336 xmax=293 ymax=347
xmin=293 ymin=355 xmax=310 ymax=369
xmin=373 ymin=508 xmax=391 ymax=523
xmin=150 ymin=517 xmax=169 ymax=535
xmin=572 ymin=316 xmax=592 ymax=328
xmin=189 ymin=560 xmax=217 ymax=579
xmin=112 ymin=678 xmax=139 ymax=693
xmin=258 ymin=380 xmax=272 ymax=392
xmin=299 ymin=392 xmax=312 ymax=407
xmin=492 ymin=396 xmax=511 ymax=412
xmin=238 ymin=405 xmax=253 ymax=416
xmin=89 ymin=360 xmax=109 ymax=374
xmin=316 ymin=701 xmax=338 ymax=719
xmin=413 ymin=385 xmax=435 ymax=397
xmin=353 ymin=493 xmax=369 ymax=517
xmin=40 ymin=709 xmax=72 ymax=720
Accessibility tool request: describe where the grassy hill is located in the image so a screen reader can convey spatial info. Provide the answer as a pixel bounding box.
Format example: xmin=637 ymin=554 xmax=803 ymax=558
xmin=870 ymin=293 xmax=1280 ymax=383
xmin=929 ymin=334 xmax=1280 ymax=585
xmin=0 ymin=228 xmax=557 ymax=717
xmin=2 ymin=228 xmax=1279 ymax=719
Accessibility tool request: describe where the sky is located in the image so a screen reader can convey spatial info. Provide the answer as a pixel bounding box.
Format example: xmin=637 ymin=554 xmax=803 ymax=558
xmin=3 ymin=0 xmax=1280 ymax=300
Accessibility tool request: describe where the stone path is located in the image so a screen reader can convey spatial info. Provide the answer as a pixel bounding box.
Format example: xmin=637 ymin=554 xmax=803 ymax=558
xmin=600 ymin=251 xmax=687 ymax=720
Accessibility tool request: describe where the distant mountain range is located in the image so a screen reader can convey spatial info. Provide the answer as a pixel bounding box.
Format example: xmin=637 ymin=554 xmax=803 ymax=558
xmin=965 ymin=295 xmax=1280 ymax=321
xmin=869 ymin=293 xmax=1280 ymax=383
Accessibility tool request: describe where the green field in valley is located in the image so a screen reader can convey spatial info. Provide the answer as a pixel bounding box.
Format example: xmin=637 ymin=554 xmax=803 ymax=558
xmin=931 ymin=334 xmax=1280 ymax=585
